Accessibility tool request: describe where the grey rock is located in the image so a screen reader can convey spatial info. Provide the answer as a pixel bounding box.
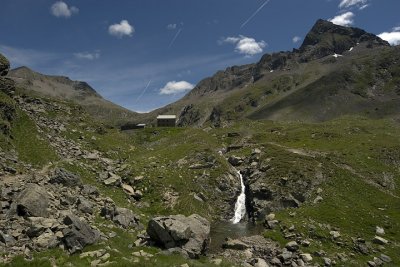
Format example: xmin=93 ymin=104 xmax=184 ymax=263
xmin=285 ymin=241 xmax=299 ymax=251
xmin=372 ymin=236 xmax=388 ymax=245
xmin=379 ymin=254 xmax=392 ymax=263
xmin=49 ymin=168 xmax=81 ymax=187
xmin=81 ymin=185 xmax=99 ymax=196
xmin=0 ymin=231 xmax=16 ymax=246
xmin=228 ymin=156 xmax=244 ymax=166
xmin=254 ymin=258 xmax=269 ymax=267
xmin=323 ymin=257 xmax=332 ymax=266
xmin=375 ymin=226 xmax=385 ymax=236
xmin=103 ymin=173 xmax=121 ymax=186
xmin=77 ymin=197 xmax=94 ymax=214
xmin=62 ymin=213 xmax=100 ymax=253
xmin=34 ymin=231 xmax=59 ymax=249
xmin=147 ymin=214 xmax=210 ymax=259
xmin=11 ymin=184 xmax=50 ymax=217
xmin=101 ymin=206 xmax=140 ymax=228
xmin=222 ymin=238 xmax=249 ymax=250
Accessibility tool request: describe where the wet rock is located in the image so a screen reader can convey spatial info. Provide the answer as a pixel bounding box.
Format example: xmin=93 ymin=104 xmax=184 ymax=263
xmin=62 ymin=213 xmax=100 ymax=253
xmin=49 ymin=168 xmax=81 ymax=187
xmin=147 ymin=214 xmax=210 ymax=259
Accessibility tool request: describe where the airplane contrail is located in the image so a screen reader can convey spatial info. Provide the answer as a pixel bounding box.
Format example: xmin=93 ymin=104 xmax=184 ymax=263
xmin=135 ymin=79 xmax=152 ymax=103
xmin=240 ymin=0 xmax=271 ymax=29
xmin=168 ymin=28 xmax=182 ymax=49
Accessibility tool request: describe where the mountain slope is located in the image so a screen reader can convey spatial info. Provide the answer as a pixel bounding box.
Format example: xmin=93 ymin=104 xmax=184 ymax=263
xmin=147 ymin=19 xmax=397 ymax=127
xmin=8 ymin=66 xmax=139 ymax=125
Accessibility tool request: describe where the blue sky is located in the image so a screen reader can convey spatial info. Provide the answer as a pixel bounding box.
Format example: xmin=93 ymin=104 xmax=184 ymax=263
xmin=1 ymin=0 xmax=399 ymax=112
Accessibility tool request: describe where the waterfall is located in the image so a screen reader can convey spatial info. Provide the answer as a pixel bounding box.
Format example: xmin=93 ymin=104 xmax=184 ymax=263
xmin=230 ymin=170 xmax=246 ymax=224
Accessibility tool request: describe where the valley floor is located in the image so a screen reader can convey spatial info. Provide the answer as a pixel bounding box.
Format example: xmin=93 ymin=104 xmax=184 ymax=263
xmin=1 ymin=90 xmax=400 ymax=266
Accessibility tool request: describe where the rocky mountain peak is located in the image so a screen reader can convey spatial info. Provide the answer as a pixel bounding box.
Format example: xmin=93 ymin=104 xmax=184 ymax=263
xmin=299 ymin=19 xmax=389 ymax=61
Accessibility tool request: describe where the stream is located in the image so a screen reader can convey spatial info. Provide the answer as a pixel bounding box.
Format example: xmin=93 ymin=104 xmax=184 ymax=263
xmin=208 ymin=168 xmax=263 ymax=253
xmin=230 ymin=170 xmax=247 ymax=224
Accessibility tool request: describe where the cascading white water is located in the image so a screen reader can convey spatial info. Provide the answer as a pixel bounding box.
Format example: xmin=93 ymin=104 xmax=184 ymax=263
xmin=230 ymin=170 xmax=246 ymax=224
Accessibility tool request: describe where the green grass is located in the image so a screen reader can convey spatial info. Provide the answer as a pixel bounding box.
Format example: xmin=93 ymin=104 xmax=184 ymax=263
xmin=10 ymin=108 xmax=58 ymax=168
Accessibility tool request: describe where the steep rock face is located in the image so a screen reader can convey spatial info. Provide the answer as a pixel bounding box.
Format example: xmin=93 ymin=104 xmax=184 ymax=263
xmin=186 ymin=65 xmax=255 ymax=98
xmin=0 ymin=54 xmax=16 ymax=135
xmin=299 ymin=19 xmax=389 ymax=61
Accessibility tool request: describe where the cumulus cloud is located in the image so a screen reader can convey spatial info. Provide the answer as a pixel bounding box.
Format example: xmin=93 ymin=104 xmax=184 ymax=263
xmin=378 ymin=31 xmax=400 ymax=46
xmin=108 ymin=20 xmax=134 ymax=38
xmin=339 ymin=0 xmax=369 ymax=10
xmin=220 ymin=35 xmax=267 ymax=56
xmin=74 ymin=51 xmax=100 ymax=60
xmin=167 ymin=24 xmax=177 ymax=30
xmin=292 ymin=36 xmax=302 ymax=43
xmin=50 ymin=1 xmax=79 ymax=18
xmin=329 ymin=12 xmax=354 ymax=26
xmin=159 ymin=81 xmax=194 ymax=95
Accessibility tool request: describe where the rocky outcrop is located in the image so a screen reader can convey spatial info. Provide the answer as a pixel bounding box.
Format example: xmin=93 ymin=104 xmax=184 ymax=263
xmin=177 ymin=104 xmax=202 ymax=126
xmin=0 ymin=54 xmax=10 ymax=77
xmin=299 ymin=19 xmax=389 ymax=61
xmin=147 ymin=214 xmax=210 ymax=258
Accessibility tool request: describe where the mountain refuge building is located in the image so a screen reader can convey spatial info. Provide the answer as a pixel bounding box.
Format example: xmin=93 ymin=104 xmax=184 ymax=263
xmin=157 ymin=115 xmax=176 ymax=127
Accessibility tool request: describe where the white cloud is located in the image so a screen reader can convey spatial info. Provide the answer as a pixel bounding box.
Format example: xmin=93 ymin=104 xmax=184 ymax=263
xmin=292 ymin=36 xmax=302 ymax=43
xmin=167 ymin=24 xmax=177 ymax=30
xmin=329 ymin=12 xmax=354 ymax=26
xmin=220 ymin=35 xmax=267 ymax=56
xmin=108 ymin=20 xmax=134 ymax=38
xmin=378 ymin=31 xmax=400 ymax=46
xmin=339 ymin=0 xmax=369 ymax=10
xmin=392 ymin=26 xmax=400 ymax=31
xmin=159 ymin=81 xmax=194 ymax=95
xmin=74 ymin=51 xmax=100 ymax=60
xmin=50 ymin=1 xmax=79 ymax=18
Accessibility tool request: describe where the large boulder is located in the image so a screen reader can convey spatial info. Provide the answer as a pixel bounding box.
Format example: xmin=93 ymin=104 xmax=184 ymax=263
xmin=0 ymin=53 xmax=10 ymax=76
xmin=49 ymin=168 xmax=81 ymax=187
xmin=147 ymin=214 xmax=210 ymax=259
xmin=10 ymin=184 xmax=50 ymax=217
xmin=62 ymin=213 xmax=100 ymax=253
